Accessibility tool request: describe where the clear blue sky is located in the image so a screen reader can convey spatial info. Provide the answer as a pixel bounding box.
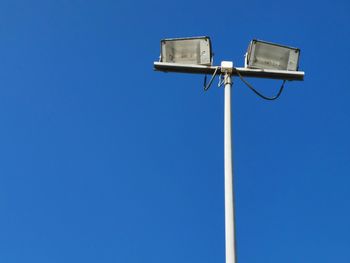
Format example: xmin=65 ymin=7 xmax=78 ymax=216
xmin=0 ymin=0 xmax=349 ymax=262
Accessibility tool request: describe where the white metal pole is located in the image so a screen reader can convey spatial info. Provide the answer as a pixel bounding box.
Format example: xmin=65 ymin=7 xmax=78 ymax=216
xmin=224 ymin=72 xmax=237 ymax=263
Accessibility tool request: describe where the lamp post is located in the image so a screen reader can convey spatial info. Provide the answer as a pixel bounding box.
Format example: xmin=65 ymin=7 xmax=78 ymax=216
xmin=154 ymin=37 xmax=304 ymax=263
xmin=222 ymin=62 xmax=236 ymax=263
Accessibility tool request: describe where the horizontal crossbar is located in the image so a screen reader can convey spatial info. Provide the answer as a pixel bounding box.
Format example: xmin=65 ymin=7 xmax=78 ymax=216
xmin=154 ymin=62 xmax=304 ymax=81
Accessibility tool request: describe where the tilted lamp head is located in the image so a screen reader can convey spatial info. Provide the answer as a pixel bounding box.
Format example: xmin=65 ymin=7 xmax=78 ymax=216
xmin=245 ymin=40 xmax=300 ymax=71
xmin=160 ymin=36 xmax=213 ymax=66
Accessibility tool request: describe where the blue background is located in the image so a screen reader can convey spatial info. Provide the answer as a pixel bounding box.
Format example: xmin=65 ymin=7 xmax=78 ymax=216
xmin=0 ymin=0 xmax=349 ymax=262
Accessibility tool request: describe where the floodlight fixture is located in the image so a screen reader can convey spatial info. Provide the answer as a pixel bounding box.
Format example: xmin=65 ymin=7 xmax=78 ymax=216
xmin=160 ymin=36 xmax=212 ymax=66
xmin=154 ymin=36 xmax=305 ymax=263
xmin=245 ymin=39 xmax=300 ymax=71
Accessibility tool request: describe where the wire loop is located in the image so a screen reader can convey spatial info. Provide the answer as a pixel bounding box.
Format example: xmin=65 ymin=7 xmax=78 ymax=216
xmin=236 ymin=68 xmax=286 ymax=100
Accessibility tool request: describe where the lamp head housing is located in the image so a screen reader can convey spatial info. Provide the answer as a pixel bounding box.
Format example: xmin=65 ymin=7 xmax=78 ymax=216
xmin=160 ymin=36 xmax=212 ymax=66
xmin=245 ymin=39 xmax=300 ymax=71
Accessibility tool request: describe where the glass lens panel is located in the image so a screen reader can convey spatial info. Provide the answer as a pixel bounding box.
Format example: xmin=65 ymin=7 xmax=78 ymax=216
xmin=161 ymin=38 xmax=211 ymax=65
xmin=165 ymin=40 xmax=200 ymax=64
xmin=252 ymin=42 xmax=290 ymax=70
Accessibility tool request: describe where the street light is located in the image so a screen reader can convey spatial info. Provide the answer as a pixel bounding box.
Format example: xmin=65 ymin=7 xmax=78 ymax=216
xmin=153 ymin=37 xmax=304 ymax=263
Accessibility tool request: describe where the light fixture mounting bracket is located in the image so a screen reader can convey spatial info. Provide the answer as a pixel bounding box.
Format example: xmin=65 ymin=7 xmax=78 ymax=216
xmin=221 ymin=61 xmax=233 ymax=74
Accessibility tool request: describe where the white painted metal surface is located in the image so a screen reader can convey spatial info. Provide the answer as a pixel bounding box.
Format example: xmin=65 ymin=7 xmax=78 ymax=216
xmin=154 ymin=62 xmax=305 ymax=81
xmin=224 ymin=72 xmax=236 ymax=263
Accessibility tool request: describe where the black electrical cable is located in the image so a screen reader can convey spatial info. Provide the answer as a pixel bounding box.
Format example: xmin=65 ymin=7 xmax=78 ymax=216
xmin=236 ymin=69 xmax=286 ymax=101
xmin=203 ymin=63 xmax=287 ymax=99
